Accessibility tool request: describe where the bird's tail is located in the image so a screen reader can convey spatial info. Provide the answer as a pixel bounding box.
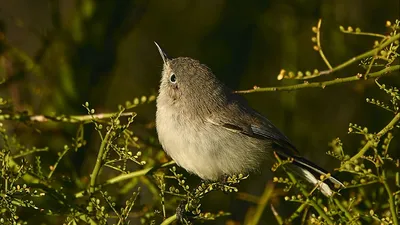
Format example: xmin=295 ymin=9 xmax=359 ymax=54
xmin=278 ymin=153 xmax=344 ymax=196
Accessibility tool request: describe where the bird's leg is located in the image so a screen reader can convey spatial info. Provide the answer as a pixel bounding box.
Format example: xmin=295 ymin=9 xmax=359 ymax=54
xmin=176 ymin=175 xmax=241 ymax=223
xmin=176 ymin=180 xmax=210 ymax=224
xmin=218 ymin=174 xmax=230 ymax=185
xmin=176 ymin=199 xmax=194 ymax=224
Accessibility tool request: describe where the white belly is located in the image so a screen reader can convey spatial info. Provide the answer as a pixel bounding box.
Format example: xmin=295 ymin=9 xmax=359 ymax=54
xmin=156 ymin=106 xmax=262 ymax=180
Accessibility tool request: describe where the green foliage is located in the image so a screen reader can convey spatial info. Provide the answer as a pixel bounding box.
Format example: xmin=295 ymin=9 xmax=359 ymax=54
xmin=0 ymin=3 xmax=399 ymax=225
xmin=269 ymin=80 xmax=400 ymax=224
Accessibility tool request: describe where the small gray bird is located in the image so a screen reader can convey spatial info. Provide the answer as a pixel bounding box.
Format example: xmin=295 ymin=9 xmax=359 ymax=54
xmin=154 ymin=42 xmax=343 ymax=197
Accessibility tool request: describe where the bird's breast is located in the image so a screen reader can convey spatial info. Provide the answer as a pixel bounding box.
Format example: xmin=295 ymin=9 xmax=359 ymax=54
xmin=155 ymin=102 xmax=265 ymax=180
xmin=156 ymin=103 xmax=218 ymax=179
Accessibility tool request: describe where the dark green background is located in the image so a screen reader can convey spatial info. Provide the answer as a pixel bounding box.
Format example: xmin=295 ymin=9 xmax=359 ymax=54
xmin=0 ymin=0 xmax=399 ymax=224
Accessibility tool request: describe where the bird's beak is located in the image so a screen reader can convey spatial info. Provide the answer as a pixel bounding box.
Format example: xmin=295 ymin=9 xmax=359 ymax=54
xmin=154 ymin=41 xmax=168 ymax=64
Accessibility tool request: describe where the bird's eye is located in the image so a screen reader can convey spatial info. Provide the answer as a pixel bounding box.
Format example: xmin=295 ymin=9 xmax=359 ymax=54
xmin=169 ymin=73 xmax=176 ymax=83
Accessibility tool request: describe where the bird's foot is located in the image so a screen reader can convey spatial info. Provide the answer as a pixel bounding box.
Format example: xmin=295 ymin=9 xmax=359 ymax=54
xmin=176 ymin=200 xmax=195 ymax=224
xmin=220 ymin=173 xmax=248 ymax=185
xmin=219 ymin=174 xmax=230 ymax=185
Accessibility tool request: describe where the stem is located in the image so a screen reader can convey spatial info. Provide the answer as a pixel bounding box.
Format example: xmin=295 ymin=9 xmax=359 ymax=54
xmin=316 ymin=19 xmax=333 ymax=70
xmin=304 ymin=33 xmax=400 ymax=79
xmin=77 ymin=212 xmax=98 ymax=225
xmin=89 ymin=129 xmax=112 ymax=193
xmin=0 ymin=112 xmax=135 ymax=123
xmin=160 ymin=214 xmax=177 ymax=225
xmin=274 ymin=153 xmax=334 ymax=224
xmin=236 ymin=192 xmax=262 ymax=204
xmin=341 ymin=30 xmax=387 ymax=38
xmin=382 ymin=171 xmax=399 ymax=225
xmin=236 ymin=65 xmax=399 ymax=94
xmin=8 ymin=157 xmax=42 ymax=184
xmin=48 ymin=146 xmax=70 ymax=179
xmin=307 ymin=201 xmax=333 ymax=224
xmin=286 ymin=202 xmax=307 ymax=223
xmin=247 ymin=182 xmax=274 ymax=225
xmin=333 ymin=198 xmax=358 ymax=224
xmin=12 ymin=147 xmax=49 ymax=158
xmin=329 ymin=33 xmax=399 ymax=73
xmin=76 ymin=161 xmax=175 ymax=198
xmin=349 ymin=112 xmax=400 ymax=162
xmin=106 ymin=168 xmax=151 ymax=185
xmin=107 ymin=161 xmax=175 ymax=185
xmin=270 ymin=204 xmax=284 ymax=225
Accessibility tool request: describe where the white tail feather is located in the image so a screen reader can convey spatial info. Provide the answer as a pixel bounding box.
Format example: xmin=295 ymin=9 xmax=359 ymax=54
xmin=301 ymin=169 xmax=333 ymax=197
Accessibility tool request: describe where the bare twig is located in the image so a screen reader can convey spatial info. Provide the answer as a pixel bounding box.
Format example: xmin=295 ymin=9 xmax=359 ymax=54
xmin=315 ymin=19 xmax=333 ymax=70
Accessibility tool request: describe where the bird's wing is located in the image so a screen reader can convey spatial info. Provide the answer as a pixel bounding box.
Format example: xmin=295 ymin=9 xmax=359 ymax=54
xmin=206 ymin=94 xmax=345 ymax=191
xmin=206 ymin=95 xmax=299 ymax=155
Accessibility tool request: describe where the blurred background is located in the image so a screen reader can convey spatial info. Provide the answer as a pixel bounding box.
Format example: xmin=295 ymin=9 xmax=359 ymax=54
xmin=0 ymin=0 xmax=399 ymax=224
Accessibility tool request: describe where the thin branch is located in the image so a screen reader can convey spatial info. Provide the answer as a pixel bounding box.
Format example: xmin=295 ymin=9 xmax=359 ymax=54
xmin=382 ymin=171 xmax=399 ymax=225
xmin=1 ymin=112 xmax=135 ymax=123
xmin=12 ymin=147 xmax=49 ymax=158
xmin=106 ymin=161 xmax=175 ymax=185
xmin=160 ymin=214 xmax=177 ymax=225
xmin=281 ymin=33 xmax=400 ymax=80
xmin=348 ymin=112 xmax=400 ymax=162
xmin=47 ymin=146 xmax=70 ymax=179
xmin=333 ymin=198 xmax=358 ymax=223
xmin=286 ymin=202 xmax=308 ymax=223
xmin=77 ymin=212 xmax=98 ymax=225
xmin=271 ymin=204 xmax=284 ymax=225
xmin=236 ymin=65 xmax=399 ymax=94
xmin=236 ymin=192 xmax=262 ymax=204
xmin=246 ymin=182 xmax=275 ymax=225
xmin=89 ymin=128 xmax=112 ymax=193
xmin=274 ymin=153 xmax=334 ymax=224
xmin=8 ymin=157 xmax=43 ymax=184
xmin=308 ymin=33 xmax=399 ymax=79
xmin=316 ymin=19 xmax=333 ymax=70
xmin=75 ymin=161 xmax=175 ymax=198
xmin=340 ymin=27 xmax=387 ymax=38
